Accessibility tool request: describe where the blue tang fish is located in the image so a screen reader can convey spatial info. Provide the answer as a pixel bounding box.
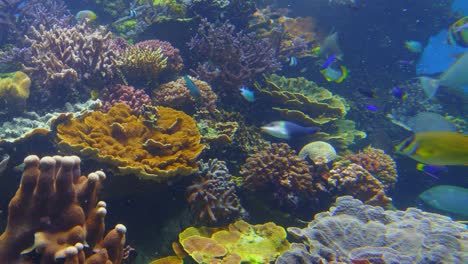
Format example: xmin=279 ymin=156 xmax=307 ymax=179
xmin=240 ymin=86 xmax=255 ymax=102
xmin=183 ymin=75 xmax=201 ymax=100
xmin=419 ymin=185 xmax=468 ymax=216
xmin=261 ymin=121 xmax=320 ymax=140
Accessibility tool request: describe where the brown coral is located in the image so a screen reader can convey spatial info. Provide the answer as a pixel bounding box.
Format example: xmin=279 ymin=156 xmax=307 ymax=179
xmin=153 ymin=76 xmax=218 ymax=113
xmin=345 ymin=146 xmax=398 ymax=191
xmin=0 ymin=155 xmax=126 ymax=263
xmin=54 ymin=103 xmax=205 ymax=181
xmin=134 ymin=39 xmax=184 ymax=76
xmin=327 ymin=161 xmax=392 ymax=207
xmin=119 ymin=45 xmax=167 ymax=86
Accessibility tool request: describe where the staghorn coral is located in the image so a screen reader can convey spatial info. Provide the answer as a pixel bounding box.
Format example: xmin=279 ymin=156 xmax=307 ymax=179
xmin=119 ymin=43 xmax=168 ymax=87
xmin=255 ymin=74 xmax=366 ymax=149
xmin=153 ymin=75 xmax=218 ymax=113
xmin=0 ymin=155 xmax=127 ymax=263
xmin=54 ymin=103 xmax=205 ymax=181
xmin=0 ymin=71 xmax=30 ymax=113
xmin=277 ymin=196 xmax=468 ymax=264
xmin=345 ymin=146 xmax=398 ymax=192
xmin=240 ymin=143 xmax=327 ymax=210
xmin=100 ymin=84 xmax=152 ymax=115
xmin=154 ymin=220 xmax=290 ymax=264
xmin=327 ymin=161 xmax=392 ymax=207
xmin=186 ymin=159 xmax=245 ymax=225
xmin=188 ymin=18 xmax=280 ymax=93
xmin=23 ymin=23 xmax=120 ymax=98
xmin=134 ymin=39 xmax=184 ymax=76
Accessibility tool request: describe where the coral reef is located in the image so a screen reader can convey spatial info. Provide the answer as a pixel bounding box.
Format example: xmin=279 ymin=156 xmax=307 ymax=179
xmin=0 ymin=155 xmax=127 ymax=263
xmin=188 ymin=18 xmax=280 ymax=93
xmin=277 ymin=196 xmax=468 ymax=264
xmin=119 ymin=43 xmax=168 ymax=87
xmin=240 ymin=143 xmax=327 ymax=210
xmin=152 ymin=220 xmax=290 ymax=264
xmin=100 ymin=84 xmax=151 ymax=114
xmin=23 ymin=23 xmax=120 ymax=98
xmin=0 ymin=71 xmax=31 ymax=113
xmin=186 ymin=159 xmax=245 ymax=225
xmin=345 ymin=146 xmax=398 ymax=192
xmin=255 ymin=74 xmax=366 ymax=149
xmin=328 ymin=161 xmax=392 ymax=206
xmin=54 ymin=103 xmax=205 ymax=181
xmin=298 ymin=141 xmax=337 ymax=164
xmin=153 ymin=76 xmax=218 ymax=113
xmin=134 ymin=39 xmax=184 ymax=76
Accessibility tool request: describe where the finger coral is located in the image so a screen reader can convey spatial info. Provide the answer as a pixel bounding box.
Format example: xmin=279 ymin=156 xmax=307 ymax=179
xmin=186 ymin=159 xmax=245 ymax=225
xmin=54 ymin=103 xmax=205 ymax=181
xmin=153 ymin=75 xmax=218 ymax=113
xmin=277 ymin=196 xmax=468 ymax=264
xmin=0 ymin=155 xmax=127 ymax=263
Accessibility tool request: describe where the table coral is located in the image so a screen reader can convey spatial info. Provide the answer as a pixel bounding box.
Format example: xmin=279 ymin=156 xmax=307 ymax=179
xmin=255 ymin=74 xmax=366 ymax=149
xmin=186 ymin=159 xmax=245 ymax=225
xmin=153 ymin=76 xmax=218 ymax=113
xmin=0 ymin=71 xmax=31 ymax=113
xmin=277 ymin=196 xmax=468 ymax=264
xmin=345 ymin=146 xmax=398 ymax=192
xmin=54 ymin=103 xmax=205 ymax=181
xmin=327 ymin=161 xmax=392 ymax=207
xmin=0 ymin=155 xmax=127 ymax=263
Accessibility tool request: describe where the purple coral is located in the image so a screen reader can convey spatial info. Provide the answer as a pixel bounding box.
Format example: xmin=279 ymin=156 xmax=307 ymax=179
xmin=100 ymin=85 xmax=151 ymax=114
xmin=188 ymin=18 xmax=281 ymax=93
xmin=186 ymin=159 xmax=245 ymax=225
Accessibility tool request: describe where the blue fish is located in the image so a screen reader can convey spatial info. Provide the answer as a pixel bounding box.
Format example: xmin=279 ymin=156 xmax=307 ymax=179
xmin=419 ymin=185 xmax=468 ymax=216
xmin=240 ymin=86 xmax=255 ymax=102
xmin=261 ymin=121 xmax=320 ymax=140
xmin=392 ymin=87 xmax=407 ymax=99
xmin=416 ymin=163 xmax=447 ymax=179
xmin=321 ymin=54 xmax=337 ymax=70
xmin=183 ymin=75 xmax=201 ymax=99
xmin=365 ymin=105 xmax=379 ymax=111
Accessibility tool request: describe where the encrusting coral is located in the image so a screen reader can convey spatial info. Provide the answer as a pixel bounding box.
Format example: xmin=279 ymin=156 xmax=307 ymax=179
xmin=276 ymin=196 xmax=468 ymax=264
xmin=186 ymin=159 xmax=245 ymax=225
xmin=0 ymin=155 xmax=127 ymax=263
xmin=0 ymin=71 xmax=31 ymax=113
xmin=54 ymin=103 xmax=205 ymax=181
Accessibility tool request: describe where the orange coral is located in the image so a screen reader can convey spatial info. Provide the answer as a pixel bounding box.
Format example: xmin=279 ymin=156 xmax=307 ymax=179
xmin=54 ymin=103 xmax=205 ymax=181
xmin=278 ymin=16 xmax=317 ymax=44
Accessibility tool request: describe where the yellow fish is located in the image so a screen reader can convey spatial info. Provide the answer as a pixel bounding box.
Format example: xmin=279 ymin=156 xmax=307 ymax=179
xmin=395 ymin=131 xmax=468 ymax=166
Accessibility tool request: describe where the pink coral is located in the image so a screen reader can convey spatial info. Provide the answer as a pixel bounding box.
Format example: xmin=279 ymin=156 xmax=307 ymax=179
xmin=100 ymin=85 xmax=151 ymax=114
xmin=135 ymin=39 xmax=184 ymax=75
xmin=153 ymin=76 xmax=218 ymax=113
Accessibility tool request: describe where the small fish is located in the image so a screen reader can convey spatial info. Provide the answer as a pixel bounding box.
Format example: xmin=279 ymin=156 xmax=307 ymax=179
xmin=395 ymin=131 xmax=468 ymax=166
xmin=183 ymin=75 xmax=201 ymax=100
xmin=240 ymin=86 xmax=255 ymax=102
xmin=416 ymin=163 xmax=447 ymax=179
xmin=419 ymin=185 xmax=468 ymax=216
xmin=0 ymin=154 xmax=9 ymax=174
xmin=288 ymin=56 xmax=298 ymax=67
xmin=261 ymin=121 xmax=320 ymax=140
xmin=75 ymin=10 xmax=97 ymax=23
xmin=320 ymin=65 xmax=348 ymax=83
xmin=365 ymin=105 xmax=378 ymax=111
xmin=321 ymin=54 xmax=337 ymax=70
xmin=358 ymin=88 xmax=378 ymax=98
xmin=392 ymin=86 xmax=407 ymax=99
xmin=447 ymin=16 xmax=468 ymax=47
xmin=405 ymin=40 xmax=422 ymax=53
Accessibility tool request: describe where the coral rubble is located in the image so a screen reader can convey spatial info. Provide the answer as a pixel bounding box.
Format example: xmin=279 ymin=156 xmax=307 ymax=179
xmin=0 ymin=155 xmax=127 ymax=263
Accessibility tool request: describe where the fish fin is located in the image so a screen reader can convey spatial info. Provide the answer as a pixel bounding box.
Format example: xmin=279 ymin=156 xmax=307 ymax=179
xmin=418 ymin=76 xmax=439 ymax=99
xmin=320 ymin=69 xmax=334 ymax=82
xmin=336 ymin=66 xmax=348 ymax=83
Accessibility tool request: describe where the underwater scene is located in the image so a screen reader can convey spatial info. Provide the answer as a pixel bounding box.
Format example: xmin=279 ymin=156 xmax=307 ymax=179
xmin=0 ymin=0 xmax=467 ymax=263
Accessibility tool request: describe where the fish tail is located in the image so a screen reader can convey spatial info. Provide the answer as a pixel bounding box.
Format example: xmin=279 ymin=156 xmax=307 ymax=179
xmin=418 ymin=76 xmax=439 ymax=99
xmin=336 ymin=66 xmax=348 ymax=83
xmin=306 ymin=127 xmax=321 ymax=134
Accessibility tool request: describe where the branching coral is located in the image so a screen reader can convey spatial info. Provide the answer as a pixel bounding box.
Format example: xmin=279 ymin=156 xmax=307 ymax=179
xmin=345 ymin=146 xmax=398 ymax=192
xmin=23 ymin=23 xmax=120 ymax=100
xmin=134 ymin=39 xmax=184 ymax=77
xmin=277 ymin=196 xmax=468 ymax=264
xmin=188 ymin=18 xmax=280 ymax=92
xmin=54 ymin=103 xmax=205 ymax=181
xmin=0 ymin=155 xmax=127 ymax=263
xmin=153 ymin=75 xmax=218 ymax=113
xmin=186 ymin=159 xmax=245 ymax=225
xmin=100 ymin=84 xmax=151 ymax=114
xmin=240 ymin=143 xmax=327 ymax=210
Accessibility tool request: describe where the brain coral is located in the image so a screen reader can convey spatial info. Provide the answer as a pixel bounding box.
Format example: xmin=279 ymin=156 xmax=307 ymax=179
xmin=277 ymin=196 xmax=468 ymax=264
xmin=54 ymin=103 xmax=205 ymax=181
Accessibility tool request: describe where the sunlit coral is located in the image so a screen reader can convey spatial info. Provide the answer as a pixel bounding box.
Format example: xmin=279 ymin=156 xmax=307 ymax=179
xmin=54 ymin=103 xmax=205 ymax=181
